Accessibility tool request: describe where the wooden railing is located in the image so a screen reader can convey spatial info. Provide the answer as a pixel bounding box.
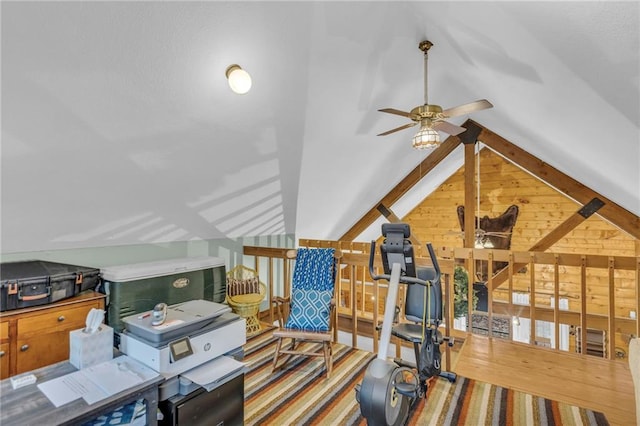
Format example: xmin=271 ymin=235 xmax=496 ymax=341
xmin=243 ymin=241 xmax=640 ymax=362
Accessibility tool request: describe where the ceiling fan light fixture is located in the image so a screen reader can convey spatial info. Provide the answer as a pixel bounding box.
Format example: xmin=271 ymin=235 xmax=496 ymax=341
xmin=412 ymin=125 xmax=440 ymax=150
xmin=474 ymin=237 xmax=494 ymax=249
xmin=225 ymin=64 xmax=252 ymax=94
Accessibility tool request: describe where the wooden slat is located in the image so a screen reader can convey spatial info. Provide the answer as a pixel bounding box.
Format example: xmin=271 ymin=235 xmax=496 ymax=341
xmin=350 ymin=264 xmax=357 ymax=347
xmin=268 ymin=258 xmax=274 ymax=324
xmin=488 ymin=251 xmax=495 ymax=338
xmin=580 ymin=255 xmax=588 ymax=355
xmin=608 ymin=257 xmax=616 ymax=359
xmin=477 ymin=122 xmax=640 ymax=240
xmin=529 ymin=253 xmax=536 ymax=344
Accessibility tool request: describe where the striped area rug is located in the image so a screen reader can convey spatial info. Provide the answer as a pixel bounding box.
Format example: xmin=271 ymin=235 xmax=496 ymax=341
xmin=243 ymin=330 xmax=609 ymax=426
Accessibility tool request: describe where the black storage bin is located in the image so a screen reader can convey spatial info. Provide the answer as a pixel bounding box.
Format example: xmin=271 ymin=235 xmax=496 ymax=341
xmin=0 ymin=260 xmax=101 ymax=312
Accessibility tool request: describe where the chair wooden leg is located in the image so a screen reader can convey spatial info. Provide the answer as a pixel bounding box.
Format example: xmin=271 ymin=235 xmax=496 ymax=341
xmin=272 ymin=337 xmax=283 ymax=372
xmin=323 ymin=342 xmax=332 ymax=378
xmin=274 ymin=338 xmax=297 ymax=373
xmin=329 ymin=342 xmax=333 ymax=375
xmin=281 ymin=338 xmax=296 ymax=368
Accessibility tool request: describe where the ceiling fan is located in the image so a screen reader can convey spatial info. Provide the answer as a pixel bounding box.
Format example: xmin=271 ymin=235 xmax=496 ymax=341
xmin=377 ymin=40 xmax=493 ymax=149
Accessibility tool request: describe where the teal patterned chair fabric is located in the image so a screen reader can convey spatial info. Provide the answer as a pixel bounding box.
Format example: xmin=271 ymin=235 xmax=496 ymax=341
xmin=285 ymin=248 xmax=336 ymax=332
xmin=272 ymin=248 xmax=338 ymax=378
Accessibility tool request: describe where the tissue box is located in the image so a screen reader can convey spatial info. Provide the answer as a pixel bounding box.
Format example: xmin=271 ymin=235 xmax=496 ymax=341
xmin=69 ymin=325 xmax=114 ymax=369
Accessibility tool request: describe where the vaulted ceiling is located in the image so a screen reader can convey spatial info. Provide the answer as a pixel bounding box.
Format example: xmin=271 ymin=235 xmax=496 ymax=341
xmin=1 ymin=1 xmax=638 ymax=253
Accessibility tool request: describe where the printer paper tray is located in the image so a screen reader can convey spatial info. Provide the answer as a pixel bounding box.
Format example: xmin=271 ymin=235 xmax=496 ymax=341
xmin=181 ymin=356 xmax=245 ymax=392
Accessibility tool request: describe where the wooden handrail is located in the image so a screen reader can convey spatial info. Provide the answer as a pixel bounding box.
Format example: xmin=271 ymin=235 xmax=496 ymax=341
xmin=243 ymin=242 xmax=639 ymax=361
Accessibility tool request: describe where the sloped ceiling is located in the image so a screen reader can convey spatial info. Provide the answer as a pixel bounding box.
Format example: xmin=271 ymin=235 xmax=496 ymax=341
xmin=1 ymin=1 xmax=638 ymax=253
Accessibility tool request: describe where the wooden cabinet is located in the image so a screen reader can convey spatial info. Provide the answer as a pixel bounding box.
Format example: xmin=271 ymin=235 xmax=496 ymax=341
xmin=0 ymin=291 xmax=105 ymax=379
xmin=0 ymin=322 xmax=8 ymax=377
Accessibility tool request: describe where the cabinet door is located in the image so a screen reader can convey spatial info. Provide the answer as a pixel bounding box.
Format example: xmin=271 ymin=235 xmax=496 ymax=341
xmin=0 ymin=342 xmax=9 ymax=379
xmin=16 ymin=331 xmax=71 ymax=373
xmin=0 ymin=321 xmax=8 ymax=379
xmin=15 ymin=301 xmax=100 ymax=374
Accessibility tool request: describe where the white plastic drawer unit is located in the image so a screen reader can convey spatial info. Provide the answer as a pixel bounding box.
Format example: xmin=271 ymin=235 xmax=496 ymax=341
xmin=100 ymin=257 xmax=227 ymax=333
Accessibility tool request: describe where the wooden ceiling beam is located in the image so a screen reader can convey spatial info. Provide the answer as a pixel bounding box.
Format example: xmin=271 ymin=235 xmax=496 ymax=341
xmin=376 ymin=204 xmax=423 ymax=248
xmin=339 ymin=133 xmax=462 ymax=241
xmin=476 ymin=121 xmax=640 ymax=240
xmin=488 ymin=198 xmax=605 ymax=290
xmin=463 ymin=143 xmax=476 ymax=249
xmin=459 ymin=120 xmax=483 ymax=249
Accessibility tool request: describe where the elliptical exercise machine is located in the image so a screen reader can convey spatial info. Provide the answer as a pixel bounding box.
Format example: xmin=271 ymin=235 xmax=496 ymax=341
xmin=356 ymin=223 xmax=456 ymax=426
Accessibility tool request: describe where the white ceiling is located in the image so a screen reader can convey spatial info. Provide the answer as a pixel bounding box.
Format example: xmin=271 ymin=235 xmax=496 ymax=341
xmin=1 ymin=1 xmax=638 ymax=253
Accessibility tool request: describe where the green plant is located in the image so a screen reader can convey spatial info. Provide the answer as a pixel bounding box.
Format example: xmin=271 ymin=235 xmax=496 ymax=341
xmin=453 ymin=265 xmax=478 ymax=318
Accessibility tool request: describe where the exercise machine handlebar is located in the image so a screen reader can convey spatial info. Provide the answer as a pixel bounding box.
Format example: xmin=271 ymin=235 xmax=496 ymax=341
xmin=368 ymin=240 xmax=441 ymax=287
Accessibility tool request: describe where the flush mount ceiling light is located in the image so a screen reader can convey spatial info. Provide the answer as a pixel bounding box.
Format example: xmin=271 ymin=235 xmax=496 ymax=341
xmin=225 ymin=64 xmax=252 ymax=94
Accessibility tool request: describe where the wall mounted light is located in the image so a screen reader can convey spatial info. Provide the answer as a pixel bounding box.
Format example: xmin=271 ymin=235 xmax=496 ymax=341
xmin=225 ymin=64 xmax=252 ymax=94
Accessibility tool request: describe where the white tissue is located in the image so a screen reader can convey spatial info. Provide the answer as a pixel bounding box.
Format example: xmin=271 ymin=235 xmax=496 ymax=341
xmin=85 ymin=308 xmax=105 ymax=334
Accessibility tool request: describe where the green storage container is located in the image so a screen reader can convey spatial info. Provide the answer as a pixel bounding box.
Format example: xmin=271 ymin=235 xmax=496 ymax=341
xmin=100 ymin=257 xmax=226 ymax=333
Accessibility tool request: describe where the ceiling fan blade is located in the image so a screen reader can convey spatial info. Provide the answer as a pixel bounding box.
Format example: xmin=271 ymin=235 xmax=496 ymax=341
xmin=442 ymin=99 xmax=493 ymax=118
xmin=484 ymin=232 xmax=511 ymax=238
xmin=433 ymin=120 xmax=466 ymax=136
xmin=378 ymin=108 xmax=412 ymax=118
xmin=377 ymin=122 xmax=417 ymax=136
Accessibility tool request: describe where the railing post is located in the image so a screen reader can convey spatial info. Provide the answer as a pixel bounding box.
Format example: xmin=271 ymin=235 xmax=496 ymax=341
xmin=608 ymin=256 xmax=615 ymax=359
xmin=350 ymin=264 xmax=357 ymax=348
xmin=553 ymin=254 xmax=560 ymax=351
xmin=488 ymin=251 xmax=494 ymax=338
xmin=530 ymin=252 xmax=536 ymax=345
xmin=580 ymin=255 xmax=587 ymax=355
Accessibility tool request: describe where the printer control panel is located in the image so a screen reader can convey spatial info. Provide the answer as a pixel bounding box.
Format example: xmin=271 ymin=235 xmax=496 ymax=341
xmin=169 ymin=337 xmax=194 ymax=363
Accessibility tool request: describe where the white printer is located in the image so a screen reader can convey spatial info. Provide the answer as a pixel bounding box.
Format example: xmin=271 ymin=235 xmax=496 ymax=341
xmin=118 ymin=299 xmax=246 ymax=401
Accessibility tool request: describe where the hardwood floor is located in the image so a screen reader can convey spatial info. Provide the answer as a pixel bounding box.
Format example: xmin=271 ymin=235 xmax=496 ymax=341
xmin=453 ymin=334 xmax=636 ymax=426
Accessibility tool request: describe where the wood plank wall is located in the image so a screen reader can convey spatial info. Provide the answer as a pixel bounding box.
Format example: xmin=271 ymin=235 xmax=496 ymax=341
xmin=402 ymin=147 xmax=638 ymax=351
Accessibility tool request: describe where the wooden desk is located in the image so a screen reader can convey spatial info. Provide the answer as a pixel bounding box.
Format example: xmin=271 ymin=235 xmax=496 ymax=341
xmin=0 ymin=359 xmax=163 ymax=426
